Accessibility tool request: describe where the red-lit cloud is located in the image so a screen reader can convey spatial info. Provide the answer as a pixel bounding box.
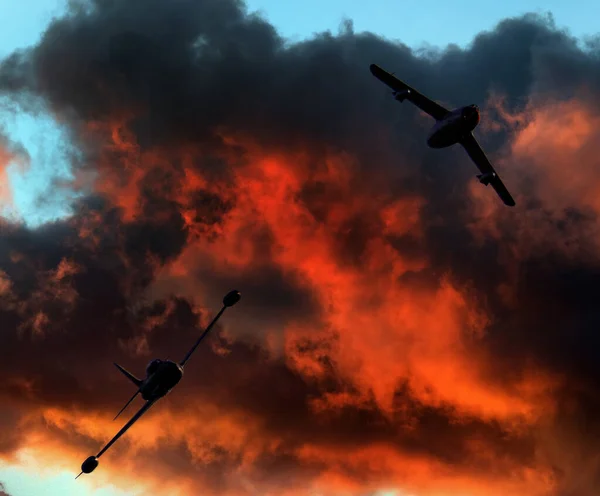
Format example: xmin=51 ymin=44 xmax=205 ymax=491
xmin=0 ymin=3 xmax=599 ymax=495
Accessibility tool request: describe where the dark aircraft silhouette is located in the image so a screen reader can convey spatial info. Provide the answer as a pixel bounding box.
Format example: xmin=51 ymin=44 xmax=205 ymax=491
xmin=370 ymin=63 xmax=515 ymax=207
xmin=76 ymin=290 xmax=241 ymax=479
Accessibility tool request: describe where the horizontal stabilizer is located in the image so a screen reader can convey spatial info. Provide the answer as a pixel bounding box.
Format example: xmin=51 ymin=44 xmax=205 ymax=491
xmin=113 ymin=389 xmax=140 ymax=421
xmin=114 ymin=363 xmax=142 ymax=387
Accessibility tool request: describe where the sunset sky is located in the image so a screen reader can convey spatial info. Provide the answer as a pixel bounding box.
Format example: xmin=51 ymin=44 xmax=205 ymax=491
xmin=1 ymin=1 xmax=600 ymax=495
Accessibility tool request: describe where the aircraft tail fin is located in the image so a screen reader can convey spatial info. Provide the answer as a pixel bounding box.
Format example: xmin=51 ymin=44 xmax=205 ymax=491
xmin=113 ymin=362 xmax=143 ymax=387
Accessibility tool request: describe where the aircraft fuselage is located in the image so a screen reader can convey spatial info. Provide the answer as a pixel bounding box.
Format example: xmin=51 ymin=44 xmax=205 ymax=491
xmin=426 ymin=105 xmax=480 ymax=148
xmin=140 ymin=359 xmax=183 ymax=401
xmin=76 ymin=290 xmax=242 ymax=481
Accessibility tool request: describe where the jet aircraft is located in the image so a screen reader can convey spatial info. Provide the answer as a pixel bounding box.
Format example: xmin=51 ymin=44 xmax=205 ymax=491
xmin=370 ymin=63 xmax=515 ymax=207
xmin=76 ymin=289 xmax=241 ymax=479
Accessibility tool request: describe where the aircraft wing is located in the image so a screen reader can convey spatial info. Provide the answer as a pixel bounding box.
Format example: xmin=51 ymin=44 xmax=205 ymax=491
xmin=179 ymin=290 xmax=240 ymax=367
xmin=369 ymin=64 xmax=450 ymax=121
xmin=179 ymin=307 xmax=226 ymax=366
xmin=460 ymin=133 xmax=516 ymax=207
xmin=96 ymin=399 xmax=158 ymax=459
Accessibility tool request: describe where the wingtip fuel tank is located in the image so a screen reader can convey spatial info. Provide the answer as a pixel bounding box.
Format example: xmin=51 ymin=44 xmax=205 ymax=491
xmin=223 ymin=290 xmax=241 ymax=307
xmin=77 ymin=455 xmax=98 ymax=478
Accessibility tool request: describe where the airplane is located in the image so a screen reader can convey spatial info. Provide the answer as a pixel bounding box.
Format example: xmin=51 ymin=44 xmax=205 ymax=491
xmin=369 ymin=63 xmax=516 ymax=207
xmin=76 ymin=289 xmax=241 ymax=479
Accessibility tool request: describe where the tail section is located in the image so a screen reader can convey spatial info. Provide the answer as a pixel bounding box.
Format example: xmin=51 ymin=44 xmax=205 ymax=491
xmin=114 ymin=362 xmax=142 ymax=387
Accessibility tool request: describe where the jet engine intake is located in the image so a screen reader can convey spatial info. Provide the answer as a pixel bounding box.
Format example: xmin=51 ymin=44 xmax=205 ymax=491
xmin=393 ymin=89 xmax=411 ymax=102
xmin=223 ymin=290 xmax=241 ymax=307
xmin=477 ymin=172 xmax=496 ymax=186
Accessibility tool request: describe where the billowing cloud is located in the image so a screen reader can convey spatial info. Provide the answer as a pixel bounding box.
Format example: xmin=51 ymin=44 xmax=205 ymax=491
xmin=0 ymin=132 xmax=28 ymax=212
xmin=0 ymin=2 xmax=599 ymax=495
xmin=0 ymin=482 xmax=12 ymax=496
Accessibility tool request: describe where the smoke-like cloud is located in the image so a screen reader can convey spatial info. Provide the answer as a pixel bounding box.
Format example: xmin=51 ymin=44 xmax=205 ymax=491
xmin=0 ymin=482 xmax=12 ymax=496
xmin=1 ymin=1 xmax=599 ymax=495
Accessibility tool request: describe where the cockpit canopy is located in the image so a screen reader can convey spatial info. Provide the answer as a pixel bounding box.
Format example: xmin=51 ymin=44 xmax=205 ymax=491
xmin=461 ymin=104 xmax=480 ymax=126
xmin=146 ymin=359 xmax=162 ymax=375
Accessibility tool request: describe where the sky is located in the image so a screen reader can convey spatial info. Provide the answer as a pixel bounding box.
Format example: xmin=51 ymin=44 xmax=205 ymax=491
xmin=1 ymin=1 xmax=600 ymax=496
xmin=1 ymin=0 xmax=599 ymax=226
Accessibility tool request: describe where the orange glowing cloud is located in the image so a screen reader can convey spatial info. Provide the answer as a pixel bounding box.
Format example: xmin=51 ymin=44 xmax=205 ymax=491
xmin=4 ymin=11 xmax=600 ymax=495
xmin=140 ymin=137 xmax=559 ymax=430
xmin=467 ymin=95 xmax=600 ymax=264
xmin=4 ymin=114 xmax=559 ymax=495
xmin=296 ymin=442 xmax=557 ymax=496
xmin=0 ymin=143 xmax=14 ymax=209
xmin=510 ymin=99 xmax=600 ymax=212
xmin=10 ymin=393 xmax=351 ymax=496
xmin=4 ymin=396 xmax=558 ymax=496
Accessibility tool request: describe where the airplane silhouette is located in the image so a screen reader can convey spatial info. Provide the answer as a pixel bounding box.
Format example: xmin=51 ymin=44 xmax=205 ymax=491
xmin=370 ymin=63 xmax=515 ymax=207
xmin=76 ymin=289 xmax=241 ymax=478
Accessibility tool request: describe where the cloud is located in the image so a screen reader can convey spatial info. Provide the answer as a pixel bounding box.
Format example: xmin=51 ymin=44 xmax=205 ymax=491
xmin=0 ymin=1 xmax=599 ymax=495
xmin=0 ymin=482 xmax=11 ymax=496
xmin=0 ymin=131 xmax=29 ymax=214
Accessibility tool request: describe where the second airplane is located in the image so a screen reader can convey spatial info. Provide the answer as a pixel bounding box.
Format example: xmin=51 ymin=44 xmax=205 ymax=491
xmin=370 ymin=63 xmax=515 ymax=207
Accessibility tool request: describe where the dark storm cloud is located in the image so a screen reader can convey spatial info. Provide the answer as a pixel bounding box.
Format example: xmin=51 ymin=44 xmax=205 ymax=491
xmin=194 ymin=264 xmax=321 ymax=324
xmin=2 ymin=4 xmax=592 ymax=216
xmin=0 ymin=482 xmax=12 ymax=496
xmin=1 ymin=0 xmax=600 ymax=493
xmin=483 ymin=254 xmax=600 ymax=381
